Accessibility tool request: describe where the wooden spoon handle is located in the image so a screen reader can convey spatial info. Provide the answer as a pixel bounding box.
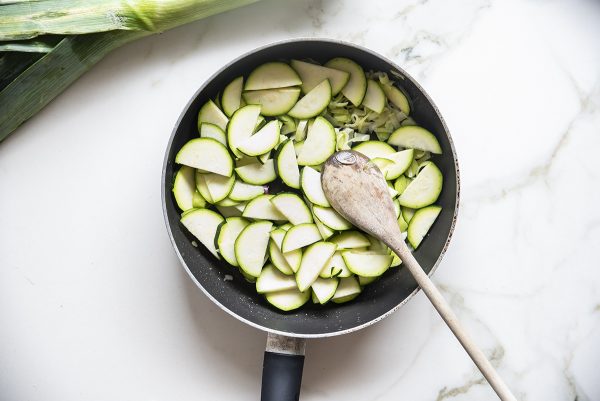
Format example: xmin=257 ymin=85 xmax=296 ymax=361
xmin=389 ymin=241 xmax=517 ymax=401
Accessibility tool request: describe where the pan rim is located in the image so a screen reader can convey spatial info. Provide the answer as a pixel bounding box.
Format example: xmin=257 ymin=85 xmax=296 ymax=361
xmin=161 ymin=37 xmax=460 ymax=338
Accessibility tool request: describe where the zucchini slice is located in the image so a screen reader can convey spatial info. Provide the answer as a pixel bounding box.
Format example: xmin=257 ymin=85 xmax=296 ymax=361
xmin=229 ymin=180 xmax=265 ymax=202
xmin=312 ymin=206 xmax=353 ymax=230
xmin=275 ymin=139 xmax=301 ymax=189
xmin=281 ymin=223 xmax=322 ymax=252
xmin=311 ymin=277 xmax=339 ymax=304
xmin=268 ymin=239 xmax=294 ymax=275
xmin=265 ymin=287 xmax=310 ymax=311
xmin=217 ymin=217 xmax=250 ymax=266
xmin=397 ymin=210 xmax=409 ymax=232
xmin=320 ymin=251 xmax=352 ymax=278
xmin=270 ymin=193 xmax=313 ymax=225
xmin=342 ymin=250 xmax=393 ymax=277
xmin=173 ymin=166 xmax=196 ymax=212
xmin=297 ymin=116 xmax=336 ymax=166
xmin=381 ymin=149 xmax=414 ymax=180
xmin=222 ymin=76 xmax=244 ymax=117
xmin=200 ymin=123 xmax=227 ymax=146
xmin=256 ymin=264 xmax=297 ymax=293
xmin=402 ymin=207 xmax=416 ymax=224
xmin=235 ymin=159 xmax=277 ymax=185
xmin=331 ymin=276 xmax=361 ymax=303
xmin=237 ymin=120 xmax=280 ymax=157
xmin=362 ymin=79 xmax=386 ymax=113
xmin=301 ymin=166 xmax=330 ymax=207
xmin=394 ymin=175 xmax=411 ymax=195
xmin=398 ymin=162 xmax=443 ymax=209
xmin=242 ymin=194 xmax=287 ymax=221
xmin=195 ymin=172 xmax=213 ymax=203
xmin=313 ymin=213 xmax=335 ymax=240
xmin=330 ymin=231 xmax=371 ymax=249
xmin=290 ymin=59 xmax=350 ymax=95
xmin=325 ymin=57 xmax=367 ymax=107
xmin=175 ymin=138 xmax=233 ymax=177
xmin=192 ymin=191 xmax=207 ymax=208
xmin=204 ymin=173 xmax=235 ymax=203
xmin=382 ymin=84 xmax=410 ymax=115
xmin=245 ymin=62 xmax=302 ymax=90
xmin=353 ymin=140 xmax=396 ymax=160
xmin=296 ymin=241 xmax=337 ymax=292
xmin=216 ymin=197 xmax=240 ymax=207
xmin=198 ymin=99 xmax=229 ymax=132
xmin=288 ymin=80 xmax=332 ymax=119
xmin=393 ymin=198 xmax=401 ymax=218
xmin=388 ymin=126 xmax=442 ymax=154
xmin=180 ymin=209 xmax=224 ymax=259
xmin=407 ymin=205 xmax=442 ymax=249
xmin=227 ymin=105 xmax=261 ymax=158
xmin=358 ymin=275 xmax=378 ymax=286
xmin=235 ymin=221 xmax=273 ymax=277
xmin=270 ymin=228 xmax=301 ymax=273
xmin=243 ymin=88 xmax=301 ymax=116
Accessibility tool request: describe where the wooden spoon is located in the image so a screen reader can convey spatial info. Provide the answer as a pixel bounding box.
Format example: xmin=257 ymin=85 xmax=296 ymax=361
xmin=321 ymin=150 xmax=517 ymax=401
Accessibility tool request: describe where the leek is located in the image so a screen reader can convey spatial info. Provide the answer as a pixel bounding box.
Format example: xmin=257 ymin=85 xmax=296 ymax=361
xmin=0 ymin=0 xmax=261 ymax=143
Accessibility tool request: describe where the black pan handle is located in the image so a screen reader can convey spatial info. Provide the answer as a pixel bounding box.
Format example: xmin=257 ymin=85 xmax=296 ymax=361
xmin=261 ymin=333 xmax=306 ymax=401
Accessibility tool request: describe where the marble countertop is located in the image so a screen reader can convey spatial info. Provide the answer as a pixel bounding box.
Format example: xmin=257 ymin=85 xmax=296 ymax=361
xmin=1 ymin=0 xmax=599 ymax=400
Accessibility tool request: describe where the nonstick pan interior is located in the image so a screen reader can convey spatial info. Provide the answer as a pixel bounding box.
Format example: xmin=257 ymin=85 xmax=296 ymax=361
xmin=161 ymin=39 xmax=459 ymax=337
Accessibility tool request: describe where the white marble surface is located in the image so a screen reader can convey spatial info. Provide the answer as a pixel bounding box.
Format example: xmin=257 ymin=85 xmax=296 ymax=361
xmin=1 ymin=0 xmax=599 ymax=400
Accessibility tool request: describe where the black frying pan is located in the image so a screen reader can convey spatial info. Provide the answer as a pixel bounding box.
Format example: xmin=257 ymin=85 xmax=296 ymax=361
xmin=161 ymin=39 xmax=459 ymax=401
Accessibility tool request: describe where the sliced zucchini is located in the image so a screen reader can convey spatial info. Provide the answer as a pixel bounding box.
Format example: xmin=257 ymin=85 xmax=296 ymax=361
xmin=204 ymin=173 xmax=235 ymax=203
xmin=195 ymin=171 xmax=213 ymax=203
xmin=398 ymin=162 xmax=443 ymax=209
xmin=227 ymin=105 xmax=261 ymax=158
xmin=192 ymin=191 xmax=207 ymax=208
xmin=288 ymin=80 xmax=332 ymax=119
xmin=311 ymin=277 xmax=339 ymax=304
xmin=237 ymin=120 xmax=280 ymax=157
xmin=407 ymin=205 xmax=442 ymax=249
xmin=229 ymin=180 xmax=265 ymax=201
xmin=257 ymin=150 xmax=271 ymax=165
xmin=388 ymin=182 xmax=399 ymax=198
xmin=382 ymin=84 xmax=410 ymax=115
xmin=242 ymin=194 xmax=287 ymax=221
xmin=301 ymin=166 xmax=330 ymax=207
xmin=319 ymin=251 xmax=352 ymax=278
xmin=243 ymin=88 xmax=301 ymax=116
xmin=331 ymin=276 xmax=361 ymax=303
xmin=295 ymin=119 xmax=308 ymax=141
xmin=180 ymin=209 xmax=224 ymax=259
xmin=388 ymin=126 xmax=442 ymax=154
xmin=397 ymin=211 xmax=408 ymax=232
xmin=265 ymin=287 xmax=310 ymax=311
xmin=217 ymin=217 xmax=249 ymax=266
xmin=270 ymin=193 xmax=313 ymax=225
xmin=268 ymin=239 xmax=294 ymax=275
xmin=371 ymin=157 xmax=394 ymax=175
xmin=312 ymin=206 xmax=353 ymax=230
xmin=216 ymin=205 xmax=242 ymax=218
xmin=278 ymin=223 xmax=293 ymax=231
xmin=296 ymin=241 xmax=337 ymax=292
xmin=222 ymin=76 xmax=244 ymax=117
xmin=330 ymin=231 xmax=371 ymax=249
xmin=297 ymin=116 xmax=336 ymax=166
xmin=353 ymin=140 xmax=396 ymax=160
xmin=216 ymin=197 xmax=240 ymax=207
xmin=281 ymin=223 xmax=322 ymax=253
xmin=358 ymin=275 xmax=378 ymax=286
xmin=173 ymin=166 xmax=196 ymax=211
xmin=394 ymin=175 xmax=411 ymax=195
xmin=235 ymin=220 xmax=273 ymax=277
xmin=342 ymin=250 xmax=393 ymax=277
xmin=290 ymin=59 xmax=350 ymax=95
xmin=256 ymin=264 xmax=297 ymax=293
xmin=362 ymin=79 xmax=386 ymax=113
xmin=175 ymin=138 xmax=233 ymax=177
xmin=197 ymin=99 xmax=229 ymax=132
xmin=235 ymin=159 xmax=277 ymax=185
xmin=390 ymin=251 xmax=402 ymax=267
xmin=381 ymin=149 xmax=414 ymax=180
xmin=313 ymin=213 xmax=335 ymax=240
xmin=325 ymin=58 xmax=367 ymax=107
xmin=402 ymin=207 xmax=416 ymax=224
xmin=275 ymin=139 xmax=301 ymax=189
xmin=270 ymin=228 xmax=301 ymax=273
xmin=245 ymin=62 xmax=302 ymax=91
xmin=181 ymin=208 xmax=198 ymax=218
xmin=200 ymin=123 xmax=227 ymax=146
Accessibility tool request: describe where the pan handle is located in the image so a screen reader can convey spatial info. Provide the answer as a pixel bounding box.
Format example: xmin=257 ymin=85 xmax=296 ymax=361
xmin=261 ymin=333 xmax=306 ymax=401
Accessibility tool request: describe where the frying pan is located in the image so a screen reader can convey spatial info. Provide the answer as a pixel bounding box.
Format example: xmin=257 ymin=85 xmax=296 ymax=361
xmin=161 ymin=39 xmax=459 ymax=401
